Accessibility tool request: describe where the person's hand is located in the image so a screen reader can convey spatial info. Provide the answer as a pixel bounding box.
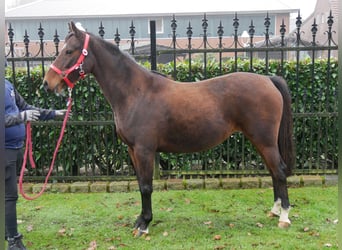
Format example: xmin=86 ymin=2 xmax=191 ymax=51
xmin=55 ymin=110 xmax=69 ymax=118
xmin=20 ymin=110 xmax=40 ymax=121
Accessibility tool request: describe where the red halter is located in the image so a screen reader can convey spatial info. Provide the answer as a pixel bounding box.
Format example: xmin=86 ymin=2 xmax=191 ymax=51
xmin=50 ymin=33 xmax=90 ymax=88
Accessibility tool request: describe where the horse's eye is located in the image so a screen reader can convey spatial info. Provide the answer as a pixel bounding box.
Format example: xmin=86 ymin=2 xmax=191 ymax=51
xmin=65 ymin=50 xmax=73 ymax=55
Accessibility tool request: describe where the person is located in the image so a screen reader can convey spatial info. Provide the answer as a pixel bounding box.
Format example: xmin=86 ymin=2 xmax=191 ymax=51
xmin=5 ymin=78 xmax=67 ymax=250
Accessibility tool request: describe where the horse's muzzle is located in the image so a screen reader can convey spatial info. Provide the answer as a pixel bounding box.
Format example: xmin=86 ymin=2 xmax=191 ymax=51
xmin=43 ymin=80 xmax=50 ymax=92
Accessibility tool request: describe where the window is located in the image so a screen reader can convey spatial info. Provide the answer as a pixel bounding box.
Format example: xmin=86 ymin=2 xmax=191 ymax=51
xmin=148 ymin=18 xmax=164 ymax=34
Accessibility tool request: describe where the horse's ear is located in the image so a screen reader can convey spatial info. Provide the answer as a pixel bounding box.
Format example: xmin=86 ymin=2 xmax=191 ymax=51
xmin=68 ymin=21 xmax=77 ymax=33
xmin=68 ymin=21 xmax=84 ymax=38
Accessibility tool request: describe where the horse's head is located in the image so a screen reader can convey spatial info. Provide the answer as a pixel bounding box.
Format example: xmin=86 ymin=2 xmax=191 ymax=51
xmin=43 ymin=21 xmax=92 ymax=94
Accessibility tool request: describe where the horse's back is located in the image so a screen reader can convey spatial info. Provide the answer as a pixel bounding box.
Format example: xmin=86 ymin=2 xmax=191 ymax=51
xmin=167 ymin=72 xmax=281 ymax=99
xmin=168 ymin=72 xmax=283 ymax=121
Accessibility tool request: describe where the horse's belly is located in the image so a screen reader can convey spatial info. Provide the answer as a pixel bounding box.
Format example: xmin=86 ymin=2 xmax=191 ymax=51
xmin=157 ymin=123 xmax=233 ymax=153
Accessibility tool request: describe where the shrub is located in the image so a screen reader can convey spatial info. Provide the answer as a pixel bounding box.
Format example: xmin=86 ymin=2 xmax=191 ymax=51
xmin=6 ymin=58 xmax=338 ymax=177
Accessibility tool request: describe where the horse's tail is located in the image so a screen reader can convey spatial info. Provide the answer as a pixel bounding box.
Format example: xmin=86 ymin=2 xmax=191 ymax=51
xmin=270 ymin=76 xmax=295 ymax=177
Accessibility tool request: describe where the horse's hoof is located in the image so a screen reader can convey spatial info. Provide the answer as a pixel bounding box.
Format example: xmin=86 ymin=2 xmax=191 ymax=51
xmin=267 ymin=211 xmax=279 ymax=218
xmin=133 ymin=227 xmax=149 ymax=237
xmin=278 ymin=221 xmax=291 ymax=228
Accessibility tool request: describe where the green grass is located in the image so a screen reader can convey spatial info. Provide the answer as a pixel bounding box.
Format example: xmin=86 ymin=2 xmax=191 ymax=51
xmin=15 ymin=186 xmax=337 ymax=250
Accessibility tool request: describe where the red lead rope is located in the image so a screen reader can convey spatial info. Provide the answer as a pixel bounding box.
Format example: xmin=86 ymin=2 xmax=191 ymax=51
xmin=19 ymin=97 xmax=73 ymax=200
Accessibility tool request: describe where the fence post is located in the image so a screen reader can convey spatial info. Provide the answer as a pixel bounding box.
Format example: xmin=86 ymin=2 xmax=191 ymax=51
xmin=150 ymin=20 xmax=157 ymax=71
xmin=149 ymin=20 xmax=160 ymax=180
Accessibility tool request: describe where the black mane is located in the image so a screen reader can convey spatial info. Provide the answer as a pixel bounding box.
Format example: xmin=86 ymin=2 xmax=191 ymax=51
xmin=86 ymin=32 xmax=121 ymax=56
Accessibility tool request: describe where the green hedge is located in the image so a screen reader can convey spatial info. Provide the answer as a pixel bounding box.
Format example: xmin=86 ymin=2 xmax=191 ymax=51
xmin=6 ymin=58 xmax=338 ymax=177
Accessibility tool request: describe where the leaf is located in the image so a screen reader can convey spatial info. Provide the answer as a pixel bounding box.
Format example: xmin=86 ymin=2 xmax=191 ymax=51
xmin=26 ymin=225 xmax=34 ymax=232
xmin=58 ymin=228 xmax=66 ymax=236
xmin=256 ymin=222 xmax=264 ymax=228
xmin=213 ymin=235 xmax=221 ymax=240
xmin=309 ymin=231 xmax=320 ymax=237
xmin=87 ymin=240 xmax=97 ymax=250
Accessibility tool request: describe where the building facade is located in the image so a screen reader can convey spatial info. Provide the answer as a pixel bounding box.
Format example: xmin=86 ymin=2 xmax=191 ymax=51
xmin=5 ymin=0 xmax=297 ymax=58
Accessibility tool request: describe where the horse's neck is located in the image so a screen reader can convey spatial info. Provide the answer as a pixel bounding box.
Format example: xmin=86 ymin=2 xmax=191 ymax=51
xmin=91 ymin=47 xmax=150 ymax=114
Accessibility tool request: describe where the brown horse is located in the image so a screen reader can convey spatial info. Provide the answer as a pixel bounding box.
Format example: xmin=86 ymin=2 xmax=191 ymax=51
xmin=43 ymin=22 xmax=295 ymax=235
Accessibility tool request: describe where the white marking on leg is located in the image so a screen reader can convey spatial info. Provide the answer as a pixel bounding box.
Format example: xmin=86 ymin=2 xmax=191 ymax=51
xmin=279 ymin=207 xmax=291 ymax=224
xmin=138 ymin=227 xmax=149 ymax=235
xmin=270 ymin=198 xmax=281 ymax=216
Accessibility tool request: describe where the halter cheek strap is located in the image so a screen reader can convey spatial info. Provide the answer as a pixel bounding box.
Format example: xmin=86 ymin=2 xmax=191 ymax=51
xmin=50 ymin=33 xmax=90 ymax=89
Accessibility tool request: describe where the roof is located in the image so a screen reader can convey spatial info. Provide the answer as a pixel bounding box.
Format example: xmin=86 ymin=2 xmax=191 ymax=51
xmin=254 ymin=36 xmax=312 ymax=48
xmin=5 ymin=0 xmax=298 ymax=19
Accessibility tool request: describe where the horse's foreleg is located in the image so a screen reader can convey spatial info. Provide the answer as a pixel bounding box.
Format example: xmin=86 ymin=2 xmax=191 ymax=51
xmin=128 ymin=147 xmax=154 ymax=236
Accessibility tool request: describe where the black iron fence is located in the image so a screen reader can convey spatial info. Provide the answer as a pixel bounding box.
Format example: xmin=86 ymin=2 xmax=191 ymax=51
xmin=5 ymin=12 xmax=338 ymax=181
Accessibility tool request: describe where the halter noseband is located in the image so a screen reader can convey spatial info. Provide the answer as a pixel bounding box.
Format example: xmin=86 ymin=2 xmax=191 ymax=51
xmin=50 ymin=33 xmax=90 ymax=89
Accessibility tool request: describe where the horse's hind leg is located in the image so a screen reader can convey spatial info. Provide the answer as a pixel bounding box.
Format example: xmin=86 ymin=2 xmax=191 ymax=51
xmin=128 ymin=146 xmax=154 ymax=236
xmin=260 ymin=146 xmax=291 ymax=228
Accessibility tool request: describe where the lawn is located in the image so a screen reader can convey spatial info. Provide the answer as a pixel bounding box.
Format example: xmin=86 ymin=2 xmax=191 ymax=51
xmin=15 ymin=186 xmax=337 ymax=250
